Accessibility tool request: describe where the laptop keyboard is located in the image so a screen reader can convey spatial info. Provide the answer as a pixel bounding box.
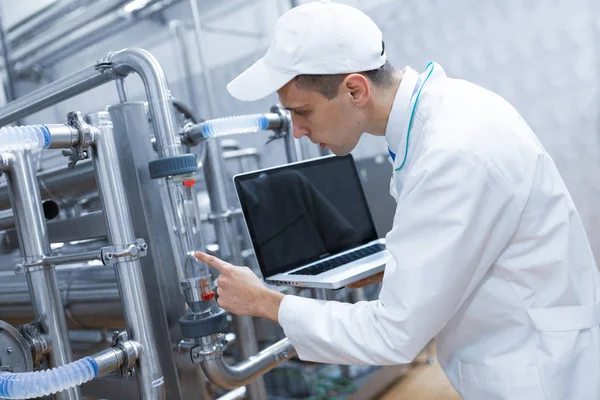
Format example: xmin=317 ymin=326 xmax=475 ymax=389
xmin=290 ymin=243 xmax=386 ymax=276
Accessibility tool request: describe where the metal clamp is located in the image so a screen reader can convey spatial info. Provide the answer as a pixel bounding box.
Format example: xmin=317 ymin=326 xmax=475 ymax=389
xmin=62 ymin=111 xmax=96 ymax=169
xmin=205 ymin=209 xmax=243 ymax=223
xmin=19 ymin=319 xmax=50 ymax=368
xmin=265 ymin=104 xmax=291 ymax=144
xmin=111 ymin=331 xmax=141 ymax=378
xmin=190 ymin=334 xmax=227 ymax=364
xmin=101 ymin=238 xmax=148 ymax=265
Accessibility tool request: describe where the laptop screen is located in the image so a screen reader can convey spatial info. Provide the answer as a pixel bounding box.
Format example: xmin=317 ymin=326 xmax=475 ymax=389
xmin=234 ymin=154 xmax=378 ymax=278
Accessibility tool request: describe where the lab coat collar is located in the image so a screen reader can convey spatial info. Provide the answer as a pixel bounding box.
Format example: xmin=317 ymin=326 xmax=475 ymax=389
xmin=385 ymin=63 xmax=446 ymax=170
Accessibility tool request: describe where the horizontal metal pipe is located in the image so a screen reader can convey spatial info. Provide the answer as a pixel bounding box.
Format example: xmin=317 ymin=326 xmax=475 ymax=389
xmin=0 ymin=266 xmax=123 ymax=329
xmin=11 ymin=0 xmax=130 ymax=65
xmin=92 ymin=346 xmax=126 ymax=377
xmin=200 ymin=338 xmax=297 ymax=390
xmin=7 ymin=0 xmax=85 ymax=46
xmin=0 ymin=160 xmax=97 ymax=212
xmin=16 ymin=0 xmax=185 ymax=72
xmin=43 ymin=250 xmax=102 ymax=266
xmin=46 ymin=124 xmax=80 ymax=149
xmin=0 ymin=65 xmax=112 ymax=127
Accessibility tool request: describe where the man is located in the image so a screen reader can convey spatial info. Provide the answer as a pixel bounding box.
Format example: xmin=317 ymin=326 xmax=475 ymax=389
xmin=196 ymin=1 xmax=600 ymax=399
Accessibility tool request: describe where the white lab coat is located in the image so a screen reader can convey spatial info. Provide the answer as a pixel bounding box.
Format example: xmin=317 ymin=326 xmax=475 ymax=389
xmin=278 ymin=63 xmax=600 ymax=399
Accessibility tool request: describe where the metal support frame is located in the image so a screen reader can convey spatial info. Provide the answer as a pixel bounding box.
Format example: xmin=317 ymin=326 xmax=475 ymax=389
xmin=106 ymin=102 xmax=211 ymax=399
xmin=87 ymin=111 xmax=165 ymax=399
xmin=3 ymin=150 xmax=81 ymax=400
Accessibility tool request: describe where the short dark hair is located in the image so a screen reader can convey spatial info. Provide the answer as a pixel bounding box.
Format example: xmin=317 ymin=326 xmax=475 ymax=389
xmin=294 ymin=61 xmax=395 ymax=100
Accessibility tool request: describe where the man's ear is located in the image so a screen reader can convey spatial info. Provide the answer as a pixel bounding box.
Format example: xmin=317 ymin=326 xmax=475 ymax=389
xmin=342 ymin=74 xmax=370 ymax=107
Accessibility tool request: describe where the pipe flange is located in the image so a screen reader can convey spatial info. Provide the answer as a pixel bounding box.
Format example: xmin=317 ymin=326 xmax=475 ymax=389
xmin=62 ymin=111 xmax=97 ymax=169
xmin=0 ymin=320 xmax=33 ymax=373
xmin=111 ymin=331 xmax=141 ymax=378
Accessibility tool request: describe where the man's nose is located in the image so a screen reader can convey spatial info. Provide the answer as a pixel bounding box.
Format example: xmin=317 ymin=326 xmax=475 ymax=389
xmin=291 ymin=120 xmax=310 ymax=139
xmin=293 ymin=126 xmax=310 ymax=139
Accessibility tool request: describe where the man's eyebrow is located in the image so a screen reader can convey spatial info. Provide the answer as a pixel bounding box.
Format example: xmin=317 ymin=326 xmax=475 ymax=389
xmin=284 ymin=104 xmax=310 ymax=111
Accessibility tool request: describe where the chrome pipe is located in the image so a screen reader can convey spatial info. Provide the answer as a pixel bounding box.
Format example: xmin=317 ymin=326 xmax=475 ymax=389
xmin=169 ymin=20 xmax=199 ymax=113
xmin=0 ymin=11 xmax=16 ymax=103
xmin=0 ymin=160 xmax=96 ymax=212
xmin=0 ymin=266 xmax=122 ymax=330
xmin=15 ymin=0 xmax=185 ymax=72
xmin=46 ymin=124 xmax=80 ymax=149
xmin=92 ymin=346 xmax=126 ymax=377
xmin=7 ymin=0 xmax=82 ymax=46
xmin=10 ymin=0 xmax=130 ymax=66
xmin=88 ymin=112 xmax=165 ymax=399
xmin=116 ymin=78 xmax=128 ymax=103
xmin=200 ymin=338 xmax=297 ymax=390
xmin=4 ymin=150 xmax=81 ymax=400
xmin=0 ymin=65 xmax=112 ymax=127
xmin=108 ymin=48 xmax=182 ymax=159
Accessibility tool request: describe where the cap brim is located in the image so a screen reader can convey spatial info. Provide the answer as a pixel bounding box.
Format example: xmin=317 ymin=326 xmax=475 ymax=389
xmin=227 ymin=57 xmax=296 ymax=102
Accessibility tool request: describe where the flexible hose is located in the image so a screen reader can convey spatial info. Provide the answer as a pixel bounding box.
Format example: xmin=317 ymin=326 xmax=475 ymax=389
xmin=200 ymin=114 xmax=269 ymax=138
xmin=0 ymin=357 xmax=98 ymax=399
xmin=0 ymin=125 xmax=51 ymax=152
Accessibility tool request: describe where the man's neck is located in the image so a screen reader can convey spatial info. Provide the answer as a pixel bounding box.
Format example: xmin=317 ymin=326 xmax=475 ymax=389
xmin=365 ymin=68 xmax=404 ymax=136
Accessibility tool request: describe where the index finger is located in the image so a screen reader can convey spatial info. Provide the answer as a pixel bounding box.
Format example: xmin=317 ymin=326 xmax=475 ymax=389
xmin=195 ymin=251 xmax=231 ymax=272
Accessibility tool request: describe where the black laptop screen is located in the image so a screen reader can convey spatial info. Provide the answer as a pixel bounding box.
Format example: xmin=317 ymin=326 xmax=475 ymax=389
xmin=234 ymin=154 xmax=378 ymax=277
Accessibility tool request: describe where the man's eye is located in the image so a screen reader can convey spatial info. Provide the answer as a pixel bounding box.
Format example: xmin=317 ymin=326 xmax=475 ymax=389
xmin=294 ymin=110 xmax=307 ymax=117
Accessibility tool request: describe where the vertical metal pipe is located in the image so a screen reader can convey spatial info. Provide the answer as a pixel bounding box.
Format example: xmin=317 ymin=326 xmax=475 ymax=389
xmin=0 ymin=8 xmax=16 ymax=103
xmin=116 ymin=78 xmax=128 ymax=103
xmin=5 ymin=150 xmax=80 ymax=400
xmin=189 ymin=2 xmax=267 ymax=398
xmin=169 ymin=20 xmax=199 ymax=113
xmin=88 ymin=112 xmax=165 ymax=400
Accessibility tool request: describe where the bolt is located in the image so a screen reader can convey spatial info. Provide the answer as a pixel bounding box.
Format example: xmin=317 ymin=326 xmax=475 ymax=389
xmin=129 ymin=245 xmax=139 ymax=256
xmin=6 ymin=347 xmax=13 ymax=354
xmin=127 ymin=371 xmax=133 ymax=377
xmin=106 ymin=253 xmax=113 ymax=259
xmin=193 ymin=352 xmax=199 ymax=359
xmin=141 ymin=243 xmax=148 ymax=251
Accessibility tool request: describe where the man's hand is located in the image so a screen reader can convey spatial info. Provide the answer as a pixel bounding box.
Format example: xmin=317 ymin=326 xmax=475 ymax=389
xmin=346 ymin=271 xmax=384 ymax=289
xmin=195 ymin=252 xmax=285 ymax=322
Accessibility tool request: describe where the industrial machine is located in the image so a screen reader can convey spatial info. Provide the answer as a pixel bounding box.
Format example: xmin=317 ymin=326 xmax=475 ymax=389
xmin=0 ymin=42 xmax=403 ymax=398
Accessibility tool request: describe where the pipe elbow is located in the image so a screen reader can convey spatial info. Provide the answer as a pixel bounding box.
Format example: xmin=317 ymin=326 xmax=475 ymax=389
xmin=199 ymin=338 xmax=297 ymax=390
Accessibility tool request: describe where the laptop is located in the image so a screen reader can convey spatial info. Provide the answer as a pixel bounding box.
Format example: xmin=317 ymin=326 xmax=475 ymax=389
xmin=233 ymin=154 xmax=392 ymax=289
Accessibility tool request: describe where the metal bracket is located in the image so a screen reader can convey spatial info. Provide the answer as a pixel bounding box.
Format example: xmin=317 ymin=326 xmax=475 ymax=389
xmin=111 ymin=331 xmax=140 ymax=378
xmin=62 ymin=111 xmax=96 ymax=169
xmin=101 ymin=238 xmax=148 ymax=265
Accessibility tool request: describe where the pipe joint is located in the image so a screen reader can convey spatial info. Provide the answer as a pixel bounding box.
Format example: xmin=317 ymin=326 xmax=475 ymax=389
xmin=195 ymin=337 xmax=297 ymax=390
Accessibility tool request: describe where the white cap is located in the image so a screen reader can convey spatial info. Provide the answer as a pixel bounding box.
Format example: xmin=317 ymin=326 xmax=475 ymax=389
xmin=226 ymin=0 xmax=386 ymax=101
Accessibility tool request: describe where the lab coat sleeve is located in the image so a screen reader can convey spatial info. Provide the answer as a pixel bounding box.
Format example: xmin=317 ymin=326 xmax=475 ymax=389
xmin=278 ymin=148 xmax=522 ymax=365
